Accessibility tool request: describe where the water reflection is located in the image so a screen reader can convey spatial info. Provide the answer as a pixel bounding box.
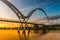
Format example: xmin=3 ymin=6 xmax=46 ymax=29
xmin=0 ymin=30 xmax=39 ymax=40
xmin=0 ymin=30 xmax=60 ymax=40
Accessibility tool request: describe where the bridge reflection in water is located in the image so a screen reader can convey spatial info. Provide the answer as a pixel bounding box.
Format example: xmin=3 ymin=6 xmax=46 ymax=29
xmin=0 ymin=30 xmax=45 ymax=40
xmin=0 ymin=22 xmax=60 ymax=40
xmin=0 ymin=19 xmax=60 ymax=40
xmin=0 ymin=30 xmax=60 ymax=40
xmin=0 ymin=21 xmax=50 ymax=40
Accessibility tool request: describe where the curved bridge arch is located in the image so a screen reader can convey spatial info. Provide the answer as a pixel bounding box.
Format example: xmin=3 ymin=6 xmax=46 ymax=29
xmin=1 ymin=0 xmax=25 ymax=20
xmin=1 ymin=0 xmax=49 ymax=23
xmin=27 ymin=8 xmax=48 ymax=19
xmin=26 ymin=8 xmax=50 ymax=23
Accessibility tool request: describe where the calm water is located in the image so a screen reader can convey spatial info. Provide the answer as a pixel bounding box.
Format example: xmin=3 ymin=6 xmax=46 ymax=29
xmin=0 ymin=30 xmax=60 ymax=40
xmin=0 ymin=30 xmax=36 ymax=40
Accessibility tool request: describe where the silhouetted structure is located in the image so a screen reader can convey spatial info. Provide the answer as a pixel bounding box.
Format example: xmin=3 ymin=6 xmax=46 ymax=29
xmin=0 ymin=0 xmax=50 ymax=40
xmin=34 ymin=24 xmax=39 ymax=33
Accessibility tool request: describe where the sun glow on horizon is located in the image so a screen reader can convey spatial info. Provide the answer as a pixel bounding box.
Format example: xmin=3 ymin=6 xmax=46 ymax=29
xmin=0 ymin=21 xmax=34 ymax=28
xmin=0 ymin=21 xmax=20 ymax=27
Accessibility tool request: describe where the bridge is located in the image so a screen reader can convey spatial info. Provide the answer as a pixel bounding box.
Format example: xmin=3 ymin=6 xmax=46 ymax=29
xmin=0 ymin=0 xmax=60 ymax=40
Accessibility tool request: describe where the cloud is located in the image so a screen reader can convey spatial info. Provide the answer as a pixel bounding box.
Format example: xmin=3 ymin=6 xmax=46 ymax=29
xmin=19 ymin=6 xmax=35 ymax=16
xmin=37 ymin=0 xmax=54 ymax=6
xmin=20 ymin=6 xmax=34 ymax=11
xmin=44 ymin=15 xmax=60 ymax=20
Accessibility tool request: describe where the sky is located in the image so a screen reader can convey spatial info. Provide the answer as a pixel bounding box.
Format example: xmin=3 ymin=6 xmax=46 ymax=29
xmin=0 ymin=0 xmax=60 ymax=22
xmin=8 ymin=0 xmax=60 ymax=16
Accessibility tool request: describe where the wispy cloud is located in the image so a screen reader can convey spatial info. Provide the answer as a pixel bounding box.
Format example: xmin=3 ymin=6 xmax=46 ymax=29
xmin=44 ymin=14 xmax=60 ymax=20
xmin=19 ymin=6 xmax=35 ymax=16
xmin=20 ymin=6 xmax=35 ymax=11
